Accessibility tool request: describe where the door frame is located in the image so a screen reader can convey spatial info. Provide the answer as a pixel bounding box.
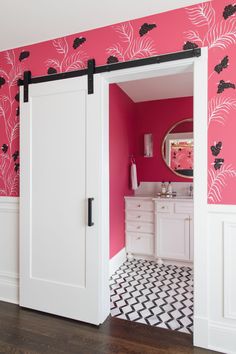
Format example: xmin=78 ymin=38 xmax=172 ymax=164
xmin=99 ymin=47 xmax=208 ymax=348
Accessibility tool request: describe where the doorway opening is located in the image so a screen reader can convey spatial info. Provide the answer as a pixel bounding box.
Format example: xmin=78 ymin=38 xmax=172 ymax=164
xmin=109 ymin=72 xmax=194 ymax=334
xmin=101 ymin=48 xmax=208 ymax=346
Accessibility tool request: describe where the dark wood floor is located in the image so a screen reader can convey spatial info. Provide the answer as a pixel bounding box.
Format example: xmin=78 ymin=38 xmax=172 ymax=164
xmin=0 ymin=301 xmax=218 ymax=354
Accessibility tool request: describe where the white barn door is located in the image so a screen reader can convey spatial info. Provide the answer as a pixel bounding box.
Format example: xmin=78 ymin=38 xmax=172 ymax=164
xmin=20 ymin=75 xmax=108 ymax=325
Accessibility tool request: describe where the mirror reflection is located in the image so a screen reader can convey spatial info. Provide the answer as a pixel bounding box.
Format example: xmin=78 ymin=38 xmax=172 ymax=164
xmin=162 ymin=119 xmax=193 ymax=178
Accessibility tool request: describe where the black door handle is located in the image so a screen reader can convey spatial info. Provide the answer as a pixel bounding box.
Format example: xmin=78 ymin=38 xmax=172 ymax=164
xmin=88 ymin=198 xmax=94 ymax=227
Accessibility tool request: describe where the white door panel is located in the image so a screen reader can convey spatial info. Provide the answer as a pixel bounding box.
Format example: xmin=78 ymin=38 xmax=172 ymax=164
xmin=31 ymin=87 xmax=86 ymax=288
xmin=20 ymin=76 xmax=106 ymax=324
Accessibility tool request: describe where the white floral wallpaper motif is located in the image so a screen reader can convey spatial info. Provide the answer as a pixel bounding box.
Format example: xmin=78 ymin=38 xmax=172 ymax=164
xmin=0 ymin=0 xmax=236 ymax=203
xmin=0 ymin=50 xmax=23 ymax=195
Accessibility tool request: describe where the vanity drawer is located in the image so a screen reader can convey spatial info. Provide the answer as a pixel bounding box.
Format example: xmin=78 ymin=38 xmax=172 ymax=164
xmin=126 ymin=211 xmax=154 ymax=223
xmin=126 ymin=221 xmax=154 ymax=234
xmin=125 ymin=199 xmax=154 ymax=212
xmin=155 ymin=202 xmax=174 ymax=213
xmin=126 ymin=232 xmax=154 ymax=255
xmin=175 ymin=202 xmax=193 ymax=214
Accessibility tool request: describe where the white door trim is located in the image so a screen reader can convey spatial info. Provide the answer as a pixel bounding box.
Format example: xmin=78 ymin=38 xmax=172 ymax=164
xmin=99 ymin=47 xmax=209 ymax=348
xmin=192 ymin=47 xmax=208 ymax=348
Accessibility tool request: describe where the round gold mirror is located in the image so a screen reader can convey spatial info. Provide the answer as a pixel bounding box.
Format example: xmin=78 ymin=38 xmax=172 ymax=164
xmin=162 ymin=118 xmax=193 ymax=179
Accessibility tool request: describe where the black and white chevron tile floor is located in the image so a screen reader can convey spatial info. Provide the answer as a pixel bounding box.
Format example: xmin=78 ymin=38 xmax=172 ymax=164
xmin=110 ymin=259 xmax=193 ymax=334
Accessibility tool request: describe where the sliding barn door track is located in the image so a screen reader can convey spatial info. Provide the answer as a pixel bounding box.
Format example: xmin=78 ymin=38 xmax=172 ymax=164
xmin=18 ymin=48 xmax=201 ymax=102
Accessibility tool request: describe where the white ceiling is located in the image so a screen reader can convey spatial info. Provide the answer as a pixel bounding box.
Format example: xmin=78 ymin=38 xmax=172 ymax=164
xmin=118 ymin=71 xmax=193 ymax=102
xmin=0 ymin=0 xmax=210 ymax=51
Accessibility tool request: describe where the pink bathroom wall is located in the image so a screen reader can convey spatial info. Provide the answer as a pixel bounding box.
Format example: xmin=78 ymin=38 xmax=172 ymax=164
xmin=172 ymin=121 xmax=193 ymax=133
xmin=109 ymin=92 xmax=192 ymax=258
xmin=0 ymin=0 xmax=235 ymax=204
xmin=134 ymin=97 xmax=193 ymax=182
xmin=109 ymin=84 xmax=135 ymax=258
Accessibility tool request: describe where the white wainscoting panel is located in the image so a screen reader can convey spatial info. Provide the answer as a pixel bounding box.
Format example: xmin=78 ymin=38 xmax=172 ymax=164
xmin=1 ymin=195 xmax=236 ymax=354
xmin=224 ymin=222 xmax=236 ymax=320
xmin=0 ymin=197 xmax=19 ymax=304
xmin=208 ymin=204 xmax=236 ymax=354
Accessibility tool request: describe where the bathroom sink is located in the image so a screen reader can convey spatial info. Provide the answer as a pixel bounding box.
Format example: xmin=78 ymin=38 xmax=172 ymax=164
xmin=174 ymin=195 xmax=193 ymax=199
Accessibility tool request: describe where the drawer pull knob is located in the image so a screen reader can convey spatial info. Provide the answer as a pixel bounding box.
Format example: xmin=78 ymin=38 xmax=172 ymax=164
xmin=137 ymin=215 xmax=141 ymax=219
xmin=161 ymin=206 xmax=165 ymax=209
xmin=137 ymin=226 xmax=141 ymax=229
xmin=137 ymin=204 xmax=141 ymax=208
xmin=137 ymin=237 xmax=141 ymax=240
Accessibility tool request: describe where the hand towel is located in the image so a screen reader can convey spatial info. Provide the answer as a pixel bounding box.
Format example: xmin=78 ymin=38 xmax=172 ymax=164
xmin=131 ymin=162 xmax=138 ymax=190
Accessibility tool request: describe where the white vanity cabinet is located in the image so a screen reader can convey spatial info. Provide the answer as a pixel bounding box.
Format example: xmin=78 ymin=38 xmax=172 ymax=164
xmin=154 ymin=199 xmax=193 ymax=262
xmin=125 ymin=197 xmax=154 ymax=257
xmin=124 ymin=196 xmax=193 ymax=263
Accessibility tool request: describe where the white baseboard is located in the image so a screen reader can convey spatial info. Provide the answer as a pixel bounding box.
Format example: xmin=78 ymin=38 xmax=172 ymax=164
xmin=109 ymin=248 xmax=126 ymax=277
xmin=208 ymin=321 xmax=236 ymax=354
xmin=127 ymin=254 xmax=193 ymax=268
xmin=0 ymin=271 xmax=19 ymax=304
xmin=193 ymin=316 xmax=209 ymax=349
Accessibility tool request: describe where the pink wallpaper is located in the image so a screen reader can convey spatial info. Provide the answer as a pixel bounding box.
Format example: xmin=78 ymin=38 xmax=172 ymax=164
xmin=134 ymin=97 xmax=193 ymax=182
xmin=109 ymin=84 xmax=135 ymax=258
xmin=0 ymin=0 xmax=236 ymax=204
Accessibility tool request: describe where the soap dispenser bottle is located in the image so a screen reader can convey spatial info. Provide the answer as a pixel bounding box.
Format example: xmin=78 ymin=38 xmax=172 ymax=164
xmin=161 ymin=181 xmax=166 ymax=196
xmin=167 ymin=182 xmax=172 ymax=197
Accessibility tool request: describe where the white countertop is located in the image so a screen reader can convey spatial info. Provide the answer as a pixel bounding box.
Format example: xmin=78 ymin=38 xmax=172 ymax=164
xmin=124 ymin=195 xmax=193 ymax=202
xmin=153 ymin=197 xmax=193 ymax=202
xmin=124 ymin=196 xmax=153 ymax=200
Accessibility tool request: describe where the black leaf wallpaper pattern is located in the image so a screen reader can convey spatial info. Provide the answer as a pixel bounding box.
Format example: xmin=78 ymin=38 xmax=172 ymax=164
xmin=14 ymin=163 xmax=20 ymax=172
xmin=12 ymin=151 xmax=19 ymax=161
xmin=223 ymin=4 xmax=236 ymax=19
xmin=217 ymin=80 xmax=235 ymax=93
xmin=15 ymin=93 xmax=19 ymax=102
xmin=183 ymin=41 xmax=198 ymax=50
xmin=0 ymin=0 xmax=236 ymax=202
xmin=107 ymin=56 xmax=119 ymax=64
xmin=214 ymin=56 xmax=229 ymax=74
xmin=0 ymin=77 xmax=6 ymax=88
xmin=47 ymin=67 xmax=58 ymax=75
xmin=139 ymin=23 xmax=157 ymax=37
xmin=19 ymin=51 xmax=30 ymax=62
xmin=1 ymin=144 xmax=8 ymax=153
xmin=211 ymin=142 xmax=222 ymax=157
xmin=214 ymin=158 xmax=224 ymax=170
xmin=73 ymin=37 xmax=86 ymax=49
